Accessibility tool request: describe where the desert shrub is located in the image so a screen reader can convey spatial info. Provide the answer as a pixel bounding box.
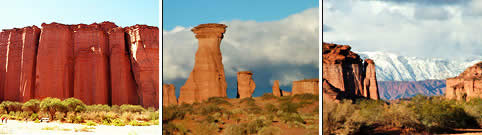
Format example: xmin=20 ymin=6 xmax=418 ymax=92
xmin=30 ymin=113 xmax=38 ymax=121
xmin=149 ymin=111 xmax=159 ymax=121
xmin=205 ymin=97 xmax=231 ymax=105
xmin=120 ymin=104 xmax=145 ymax=113
xmin=121 ymin=112 xmax=135 ymax=122
xmin=293 ymin=93 xmax=318 ymax=101
xmin=40 ymin=97 xmax=66 ymax=118
xmin=163 ymin=106 xmax=187 ymax=122
xmin=66 ymin=112 xmax=83 ymax=123
xmin=352 ymin=99 xmax=386 ymax=125
xmin=111 ymin=119 xmax=126 ymax=126
xmin=192 ymin=122 xmax=218 ymax=134
xmin=86 ymin=104 xmax=110 ymax=112
xmin=101 ymin=112 xmax=117 ymax=124
xmin=128 ymin=120 xmax=151 ymax=126
xmin=463 ymin=98 xmax=482 ymax=126
xmin=84 ymin=120 xmax=98 ymax=126
xmin=22 ymin=99 xmax=40 ymax=113
xmin=0 ymin=101 xmax=23 ymax=114
xmin=245 ymin=119 xmax=266 ymax=134
xmin=278 ymin=101 xmax=300 ymax=113
xmin=244 ymin=104 xmax=263 ymax=114
xmin=277 ymin=96 xmax=292 ymax=102
xmin=239 ymin=97 xmax=256 ymax=105
xmin=224 ymin=124 xmax=244 ymax=135
xmin=199 ymin=104 xmax=222 ymax=115
xmin=151 ymin=120 xmax=159 ymax=125
xmin=264 ymin=103 xmax=277 ymax=113
xmin=260 ymin=93 xmax=277 ymax=100
xmin=322 ymin=99 xmax=358 ymax=134
xmin=279 ymin=112 xmax=305 ymax=124
xmin=111 ymin=105 xmax=120 ymax=113
xmin=381 ymin=102 xmax=421 ymax=130
xmin=34 ymin=119 xmax=40 ymax=123
xmin=55 ymin=112 xmax=65 ymax=121
xmin=62 ymin=98 xmax=86 ymax=113
xmin=163 ymin=123 xmax=189 ymax=135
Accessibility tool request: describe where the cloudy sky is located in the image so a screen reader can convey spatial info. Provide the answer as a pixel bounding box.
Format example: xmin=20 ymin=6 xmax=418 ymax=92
xmin=323 ymin=0 xmax=482 ymax=59
xmin=163 ymin=1 xmax=319 ymax=98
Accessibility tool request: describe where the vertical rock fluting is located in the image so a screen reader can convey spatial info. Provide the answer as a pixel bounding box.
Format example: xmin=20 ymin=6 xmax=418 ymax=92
xmin=237 ymin=71 xmax=256 ymax=98
xmin=72 ymin=24 xmax=110 ymax=105
xmin=179 ymin=23 xmax=227 ymax=104
xmin=363 ymin=59 xmax=379 ymax=100
xmin=35 ymin=23 xmax=75 ymax=99
xmin=292 ymin=79 xmax=319 ymax=95
xmin=272 ymin=80 xmax=282 ymax=97
xmin=446 ymin=62 xmax=482 ymax=100
xmin=19 ymin=26 xmax=41 ymax=102
xmin=126 ymin=25 xmax=159 ymax=108
xmin=162 ymin=84 xmax=177 ymax=106
xmin=5 ymin=29 xmax=24 ymax=101
xmin=109 ymin=27 xmax=138 ymax=105
xmin=322 ymin=42 xmax=380 ymax=100
xmin=0 ymin=31 xmax=9 ymax=100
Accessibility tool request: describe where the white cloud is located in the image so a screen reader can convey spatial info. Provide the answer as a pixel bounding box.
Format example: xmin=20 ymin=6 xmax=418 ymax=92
xmin=163 ymin=8 xmax=319 ymax=86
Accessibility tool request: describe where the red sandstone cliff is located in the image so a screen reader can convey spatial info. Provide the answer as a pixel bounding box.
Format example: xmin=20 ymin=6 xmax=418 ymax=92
xmin=162 ymin=84 xmax=177 ymax=106
xmin=292 ymin=79 xmax=319 ymax=95
xmin=179 ymin=23 xmax=227 ymax=104
xmin=322 ymin=42 xmax=380 ymax=100
xmin=446 ymin=62 xmax=482 ymax=100
xmin=272 ymin=80 xmax=282 ymax=97
xmin=0 ymin=22 xmax=158 ymax=107
xmin=237 ymin=71 xmax=256 ymax=98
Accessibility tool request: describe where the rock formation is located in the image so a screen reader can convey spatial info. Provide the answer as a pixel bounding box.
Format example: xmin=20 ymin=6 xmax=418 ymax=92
xmin=126 ymin=25 xmax=159 ymax=108
xmin=237 ymin=71 xmax=256 ymax=98
xmin=292 ymin=79 xmax=319 ymax=95
xmin=272 ymin=80 xmax=282 ymax=97
xmin=282 ymin=91 xmax=292 ymax=96
xmin=163 ymin=84 xmax=177 ymax=106
xmin=446 ymin=62 xmax=482 ymax=101
xmin=322 ymin=42 xmax=380 ymax=100
xmin=179 ymin=23 xmax=227 ymax=104
xmin=109 ymin=27 xmax=138 ymax=105
xmin=0 ymin=22 xmax=158 ymax=107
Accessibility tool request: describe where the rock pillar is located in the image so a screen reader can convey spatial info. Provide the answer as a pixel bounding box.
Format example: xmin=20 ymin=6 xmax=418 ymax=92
xmin=237 ymin=71 xmax=256 ymax=98
xmin=19 ymin=26 xmax=41 ymax=102
xmin=163 ymin=84 xmax=177 ymax=106
xmin=363 ymin=59 xmax=379 ymax=100
xmin=272 ymin=80 xmax=282 ymax=97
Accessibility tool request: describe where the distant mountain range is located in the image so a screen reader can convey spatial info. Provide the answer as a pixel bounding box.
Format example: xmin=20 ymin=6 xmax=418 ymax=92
xmin=357 ymin=51 xmax=481 ymax=100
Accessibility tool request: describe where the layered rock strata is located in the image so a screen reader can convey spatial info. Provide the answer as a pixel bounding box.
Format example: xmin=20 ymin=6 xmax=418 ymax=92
xmin=446 ymin=62 xmax=482 ymax=100
xmin=237 ymin=71 xmax=256 ymax=98
xmin=179 ymin=23 xmax=227 ymax=104
xmin=0 ymin=22 xmax=158 ymax=107
xmin=292 ymin=79 xmax=319 ymax=95
xmin=322 ymin=42 xmax=379 ymax=100
xmin=162 ymin=84 xmax=177 ymax=106
xmin=272 ymin=80 xmax=282 ymax=97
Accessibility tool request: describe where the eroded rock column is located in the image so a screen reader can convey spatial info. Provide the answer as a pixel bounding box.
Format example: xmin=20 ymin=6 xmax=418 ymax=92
xmin=179 ymin=23 xmax=227 ymax=104
xmin=19 ymin=26 xmax=41 ymax=102
xmin=109 ymin=27 xmax=138 ymax=105
xmin=363 ymin=59 xmax=379 ymax=100
xmin=163 ymin=84 xmax=177 ymax=106
xmin=5 ymin=29 xmax=24 ymax=101
xmin=126 ymin=25 xmax=159 ymax=108
xmin=35 ymin=23 xmax=75 ymax=99
xmin=0 ymin=31 xmax=10 ymax=101
xmin=237 ymin=71 xmax=256 ymax=98
xmin=272 ymin=80 xmax=282 ymax=97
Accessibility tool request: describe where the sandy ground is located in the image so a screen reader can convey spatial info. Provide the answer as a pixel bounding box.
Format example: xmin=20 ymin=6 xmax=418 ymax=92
xmin=0 ymin=120 xmax=160 ymax=135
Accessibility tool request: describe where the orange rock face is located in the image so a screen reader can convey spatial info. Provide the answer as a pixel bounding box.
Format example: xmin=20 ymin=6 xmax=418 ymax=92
xmin=179 ymin=23 xmax=228 ymax=104
xmin=322 ymin=42 xmax=380 ymax=100
xmin=109 ymin=27 xmax=138 ymax=105
xmin=163 ymin=84 xmax=177 ymax=106
xmin=72 ymin=24 xmax=110 ymax=105
xmin=5 ymin=29 xmax=24 ymax=101
xmin=445 ymin=62 xmax=482 ymax=100
xmin=35 ymin=23 xmax=75 ymax=99
xmin=282 ymin=91 xmax=292 ymax=96
xmin=126 ymin=25 xmax=159 ymax=108
xmin=19 ymin=26 xmax=41 ymax=102
xmin=292 ymin=79 xmax=319 ymax=95
xmin=272 ymin=80 xmax=282 ymax=97
xmin=0 ymin=31 xmax=9 ymax=100
xmin=237 ymin=71 xmax=256 ymax=98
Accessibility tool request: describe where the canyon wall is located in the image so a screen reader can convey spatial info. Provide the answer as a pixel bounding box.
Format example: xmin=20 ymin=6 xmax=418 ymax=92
xmin=162 ymin=84 xmax=177 ymax=106
xmin=292 ymin=79 xmax=319 ymax=95
xmin=0 ymin=22 xmax=158 ymax=107
xmin=446 ymin=62 xmax=482 ymax=101
xmin=322 ymin=42 xmax=380 ymax=101
xmin=179 ymin=23 xmax=227 ymax=104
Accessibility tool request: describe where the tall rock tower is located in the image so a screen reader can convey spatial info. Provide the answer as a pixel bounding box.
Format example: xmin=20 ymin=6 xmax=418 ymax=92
xmin=179 ymin=23 xmax=228 ymax=104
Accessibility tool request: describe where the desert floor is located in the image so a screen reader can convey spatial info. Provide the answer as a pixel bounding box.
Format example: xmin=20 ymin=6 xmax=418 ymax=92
xmin=0 ymin=120 xmax=160 ymax=135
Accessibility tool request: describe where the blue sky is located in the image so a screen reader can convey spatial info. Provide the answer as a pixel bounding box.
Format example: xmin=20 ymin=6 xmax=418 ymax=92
xmin=0 ymin=0 xmax=158 ymax=30
xmin=163 ymin=0 xmax=318 ymax=30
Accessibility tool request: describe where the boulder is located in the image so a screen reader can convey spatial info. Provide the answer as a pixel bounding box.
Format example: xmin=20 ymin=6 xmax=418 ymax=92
xmin=126 ymin=25 xmax=159 ymax=108
xmin=446 ymin=62 xmax=482 ymax=100
xmin=272 ymin=80 xmax=282 ymax=97
xmin=163 ymin=84 xmax=177 ymax=106
xmin=237 ymin=71 xmax=256 ymax=98
xmin=179 ymin=23 xmax=227 ymax=104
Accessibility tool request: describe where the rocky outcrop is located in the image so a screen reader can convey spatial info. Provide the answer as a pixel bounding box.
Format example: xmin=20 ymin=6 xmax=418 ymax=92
xmin=163 ymin=84 xmax=177 ymax=106
xmin=446 ymin=62 xmax=482 ymax=101
xmin=126 ymin=25 xmax=159 ymax=108
xmin=272 ymin=80 xmax=282 ymax=97
xmin=322 ymin=42 xmax=380 ymax=100
xmin=109 ymin=27 xmax=138 ymax=105
xmin=292 ymin=79 xmax=319 ymax=95
xmin=282 ymin=91 xmax=292 ymax=96
xmin=237 ymin=71 xmax=256 ymax=98
xmin=179 ymin=23 xmax=227 ymax=104
xmin=0 ymin=22 xmax=158 ymax=107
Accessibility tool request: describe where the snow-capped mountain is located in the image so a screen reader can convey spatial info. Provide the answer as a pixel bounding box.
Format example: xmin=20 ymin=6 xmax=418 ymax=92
xmin=357 ymin=51 xmax=482 ymax=81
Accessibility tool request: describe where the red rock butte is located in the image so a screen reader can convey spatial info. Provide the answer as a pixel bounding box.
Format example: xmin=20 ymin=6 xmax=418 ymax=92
xmin=179 ymin=23 xmax=227 ymax=104
xmin=322 ymin=42 xmax=379 ymax=101
xmin=445 ymin=62 xmax=482 ymax=101
xmin=0 ymin=22 xmax=159 ymax=108
xmin=292 ymin=79 xmax=319 ymax=95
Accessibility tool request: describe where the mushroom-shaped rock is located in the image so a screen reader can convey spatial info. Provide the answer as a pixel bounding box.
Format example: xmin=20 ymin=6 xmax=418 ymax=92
xmin=237 ymin=71 xmax=256 ymax=98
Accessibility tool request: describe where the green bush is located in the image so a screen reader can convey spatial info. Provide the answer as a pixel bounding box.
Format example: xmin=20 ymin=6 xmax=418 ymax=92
xmin=199 ymin=104 xmax=222 ymax=115
xmin=0 ymin=101 xmax=23 ymax=114
xmin=55 ymin=112 xmax=65 ymax=121
xmin=192 ymin=122 xmax=218 ymax=135
xmin=129 ymin=120 xmax=151 ymax=126
xmin=224 ymin=124 xmax=244 ymax=135
xmin=205 ymin=97 xmax=231 ymax=105
xmin=120 ymin=104 xmax=145 ymax=113
xmin=264 ymin=103 xmax=277 ymax=113
xmin=22 ymin=99 xmax=40 ymax=113
xmin=258 ymin=126 xmax=282 ymax=135
xmin=244 ymin=119 xmax=266 ymax=134
xmin=86 ymin=104 xmax=111 ymax=112
xmin=260 ymin=93 xmax=277 ymax=100
xmin=62 ymin=98 xmax=86 ymax=112
xmin=278 ymin=101 xmax=300 ymax=113
xmin=239 ymin=97 xmax=256 ymax=105
xmin=84 ymin=120 xmax=98 ymax=126
xmin=30 ymin=113 xmax=38 ymax=121
xmin=111 ymin=119 xmax=126 ymax=126
xmin=40 ymin=97 xmax=65 ymax=118
xmin=162 ymin=106 xmax=186 ymax=122
xmin=293 ymin=93 xmax=318 ymax=101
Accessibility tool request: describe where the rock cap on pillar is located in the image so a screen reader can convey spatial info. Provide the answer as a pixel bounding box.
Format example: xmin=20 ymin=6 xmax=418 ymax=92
xmin=191 ymin=23 xmax=227 ymax=39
